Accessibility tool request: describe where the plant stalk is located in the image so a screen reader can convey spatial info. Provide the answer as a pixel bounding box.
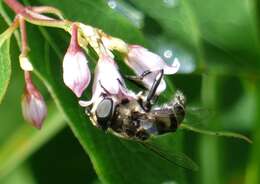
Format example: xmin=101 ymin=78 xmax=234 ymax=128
xmin=4 ymin=0 xmax=71 ymax=30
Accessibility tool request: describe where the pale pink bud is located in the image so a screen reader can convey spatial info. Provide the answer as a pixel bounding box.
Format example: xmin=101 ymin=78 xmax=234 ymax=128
xmin=21 ymin=72 xmax=47 ymax=129
xmin=126 ymin=45 xmax=180 ymax=94
xmin=63 ymin=24 xmax=91 ymax=97
xmin=79 ymin=54 xmax=135 ymax=108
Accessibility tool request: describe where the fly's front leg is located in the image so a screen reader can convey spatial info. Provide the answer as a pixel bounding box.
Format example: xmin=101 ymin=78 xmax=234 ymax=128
xmin=125 ymin=69 xmax=164 ymax=111
xmin=124 ymin=70 xmax=152 ymax=88
xmin=142 ymin=69 xmax=164 ymax=111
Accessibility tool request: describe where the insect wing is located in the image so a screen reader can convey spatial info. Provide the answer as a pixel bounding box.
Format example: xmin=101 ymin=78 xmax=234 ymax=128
xmin=141 ymin=142 xmax=199 ymax=171
xmin=183 ymin=106 xmax=252 ymax=143
xmin=185 ymin=106 xmax=215 ymax=126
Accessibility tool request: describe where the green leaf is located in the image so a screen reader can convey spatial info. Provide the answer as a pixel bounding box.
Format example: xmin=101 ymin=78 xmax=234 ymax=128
xmin=245 ymin=85 xmax=260 ymax=184
xmin=0 ymin=38 xmax=11 ymax=104
xmin=1 ymin=0 xmax=258 ymax=183
xmin=0 ymin=2 xmax=18 ymax=104
xmin=0 ymin=1 xmax=21 ymax=46
xmin=129 ymin=0 xmax=260 ymax=74
xmin=36 ymin=0 xmax=145 ymax=44
xmin=0 ymin=164 xmax=37 ymax=184
xmin=129 ymin=0 xmax=206 ymax=70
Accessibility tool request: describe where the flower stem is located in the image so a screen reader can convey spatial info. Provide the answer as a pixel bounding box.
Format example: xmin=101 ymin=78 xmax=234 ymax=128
xmin=4 ymin=0 xmax=25 ymax=14
xmin=67 ymin=23 xmax=81 ymax=54
xmin=4 ymin=0 xmax=71 ymax=31
xmin=24 ymin=71 xmax=37 ymax=96
xmin=19 ymin=17 xmax=28 ymax=56
xmin=24 ymin=71 xmax=32 ymax=87
xmin=31 ymin=6 xmax=64 ymax=20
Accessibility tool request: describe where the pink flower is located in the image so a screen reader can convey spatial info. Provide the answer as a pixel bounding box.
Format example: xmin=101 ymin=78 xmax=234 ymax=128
xmin=63 ymin=24 xmax=91 ymax=97
xmin=79 ymin=54 xmax=135 ymax=109
xmin=126 ymin=45 xmax=180 ymax=94
xmin=21 ymin=72 xmax=47 ymax=129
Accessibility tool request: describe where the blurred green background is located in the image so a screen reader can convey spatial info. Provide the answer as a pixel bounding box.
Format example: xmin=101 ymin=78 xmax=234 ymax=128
xmin=0 ymin=0 xmax=259 ymax=183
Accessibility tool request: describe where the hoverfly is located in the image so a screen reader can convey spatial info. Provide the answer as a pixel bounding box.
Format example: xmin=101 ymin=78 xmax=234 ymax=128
xmin=81 ymin=69 xmax=199 ymax=171
xmin=85 ymin=69 xmax=185 ymax=141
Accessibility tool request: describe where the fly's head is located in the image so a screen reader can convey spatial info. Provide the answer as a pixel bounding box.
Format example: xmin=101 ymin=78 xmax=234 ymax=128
xmin=94 ymin=97 xmax=115 ymax=130
xmin=81 ymin=95 xmax=117 ymax=131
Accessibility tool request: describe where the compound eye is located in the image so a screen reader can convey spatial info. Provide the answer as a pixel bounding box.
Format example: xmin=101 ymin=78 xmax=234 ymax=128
xmin=95 ymin=98 xmax=114 ymax=130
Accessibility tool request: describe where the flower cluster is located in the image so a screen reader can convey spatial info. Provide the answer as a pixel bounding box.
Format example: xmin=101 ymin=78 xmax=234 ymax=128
xmin=2 ymin=0 xmax=180 ymax=129
xmin=77 ymin=30 xmax=180 ymax=113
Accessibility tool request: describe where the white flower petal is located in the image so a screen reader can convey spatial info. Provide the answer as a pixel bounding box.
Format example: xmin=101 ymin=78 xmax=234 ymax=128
xmin=163 ymin=58 xmax=180 ymax=74
xmin=126 ymin=45 xmax=180 ymax=94
xmin=79 ymin=100 xmax=92 ymax=107
xmin=92 ymin=54 xmax=122 ymax=96
xmin=127 ymin=45 xmax=181 ymax=75
xmin=84 ymin=54 xmax=136 ymax=112
xmin=127 ymin=45 xmax=164 ymax=73
xmin=63 ymin=51 xmax=91 ymax=97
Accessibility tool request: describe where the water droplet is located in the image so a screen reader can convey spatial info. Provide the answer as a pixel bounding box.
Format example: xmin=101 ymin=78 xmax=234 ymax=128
xmin=107 ymin=0 xmax=117 ymax=9
xmin=163 ymin=49 xmax=173 ymax=59
xmin=106 ymin=0 xmax=144 ymax=28
xmin=163 ymin=0 xmax=178 ymax=7
xmin=158 ymin=46 xmax=195 ymax=74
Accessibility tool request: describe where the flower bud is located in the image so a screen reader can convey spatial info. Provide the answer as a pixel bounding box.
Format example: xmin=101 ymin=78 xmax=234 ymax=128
xmin=21 ymin=72 xmax=47 ymax=129
xmin=19 ymin=55 xmax=33 ymax=71
xmin=126 ymin=45 xmax=180 ymax=94
xmin=63 ymin=24 xmax=91 ymax=97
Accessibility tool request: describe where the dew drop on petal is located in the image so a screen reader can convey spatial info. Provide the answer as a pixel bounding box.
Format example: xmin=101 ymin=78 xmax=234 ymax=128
xmin=107 ymin=0 xmax=144 ymax=28
xmin=163 ymin=49 xmax=173 ymax=59
xmin=159 ymin=46 xmax=196 ymax=74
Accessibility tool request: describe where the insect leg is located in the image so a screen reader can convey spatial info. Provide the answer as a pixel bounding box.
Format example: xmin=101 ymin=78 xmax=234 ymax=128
xmin=124 ymin=70 xmax=152 ymax=88
xmin=146 ymin=69 xmax=164 ymax=103
xmin=142 ymin=69 xmax=164 ymax=111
